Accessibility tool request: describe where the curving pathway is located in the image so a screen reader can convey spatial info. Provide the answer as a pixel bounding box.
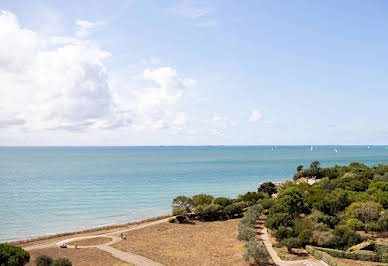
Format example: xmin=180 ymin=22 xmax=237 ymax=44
xmin=260 ymin=227 xmax=328 ymax=266
xmin=25 ymin=218 xmax=170 ymax=266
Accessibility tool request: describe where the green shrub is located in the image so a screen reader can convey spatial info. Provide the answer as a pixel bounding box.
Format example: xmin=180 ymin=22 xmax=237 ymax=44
xmin=346 ymin=218 xmax=365 ymax=231
xmin=193 ymin=204 xmax=223 ymax=221
xmin=0 ymin=243 xmax=30 ymax=266
xmin=237 ymin=192 xmax=267 ymax=205
xmin=280 ymin=237 xmax=301 ymax=254
xmin=213 ymin=197 xmax=231 ymax=207
xmin=265 ymin=212 xmax=294 ymax=230
xmin=172 ymin=206 xmax=188 ymax=217
xmin=53 ymin=258 xmax=72 ymax=266
xmin=274 ymin=226 xmax=293 ymax=241
xmin=256 ymin=198 xmax=275 ymax=209
xmin=306 ymin=245 xmax=348 ymax=266
xmin=307 ymin=246 xmax=381 ymax=262
xmin=237 ymin=223 xmax=256 ymax=241
xmin=35 ymin=255 xmax=53 ymax=266
xmin=242 ymin=238 xmax=269 ymax=264
xmin=172 ymin=195 xmax=194 ymax=212
xmin=377 ymin=211 xmax=388 ymax=230
xmin=192 ymin=194 xmax=214 ymax=207
xmin=224 ymin=202 xmax=248 ymax=218
xmin=298 ymin=229 xmax=312 ymax=246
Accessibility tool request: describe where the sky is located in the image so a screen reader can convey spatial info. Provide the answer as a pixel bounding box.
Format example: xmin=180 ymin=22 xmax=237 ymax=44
xmin=0 ymin=0 xmax=388 ymax=146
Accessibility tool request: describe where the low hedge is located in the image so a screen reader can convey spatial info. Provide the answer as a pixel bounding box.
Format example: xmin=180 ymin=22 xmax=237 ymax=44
xmin=306 ymin=245 xmax=381 ymax=262
xmin=306 ymin=246 xmax=347 ymax=266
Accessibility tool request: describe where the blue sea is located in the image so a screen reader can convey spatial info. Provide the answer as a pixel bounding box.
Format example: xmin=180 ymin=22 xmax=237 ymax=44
xmin=1 ymin=145 xmax=388 ymax=242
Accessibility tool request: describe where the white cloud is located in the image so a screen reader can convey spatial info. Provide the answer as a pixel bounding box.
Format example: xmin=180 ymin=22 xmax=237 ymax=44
xmin=0 ymin=118 xmax=26 ymax=128
xmin=0 ymin=11 xmax=39 ymax=72
xmin=249 ymin=109 xmax=262 ymax=122
xmin=0 ymin=11 xmax=193 ymax=135
xmin=75 ymin=19 xmax=105 ymax=38
xmin=170 ymin=0 xmax=213 ymax=19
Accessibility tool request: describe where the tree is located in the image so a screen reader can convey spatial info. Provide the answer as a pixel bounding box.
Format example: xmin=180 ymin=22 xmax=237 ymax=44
xmin=213 ymin=197 xmax=231 ymax=207
xmin=192 ymin=194 xmax=214 ymax=207
xmin=257 ymin=198 xmax=275 ymax=209
xmin=35 ymin=255 xmax=53 ymax=266
xmin=280 ymin=237 xmax=301 ymax=254
xmin=310 ymin=161 xmax=321 ymax=170
xmin=53 ymin=258 xmax=72 ymax=266
xmin=242 ymin=239 xmax=269 ymax=265
xmin=0 ymin=243 xmax=30 ymax=266
xmin=276 ymin=187 xmax=308 ymax=218
xmin=345 ymin=201 xmax=382 ymax=225
xmin=172 ymin=195 xmax=193 ymax=212
xmin=258 ymin=182 xmax=277 ymax=197
xmin=297 ymin=165 xmax=304 ymax=172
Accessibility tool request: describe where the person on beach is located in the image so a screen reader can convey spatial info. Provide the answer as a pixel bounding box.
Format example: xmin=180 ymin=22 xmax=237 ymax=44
xmin=75 ymin=243 xmax=78 ymax=249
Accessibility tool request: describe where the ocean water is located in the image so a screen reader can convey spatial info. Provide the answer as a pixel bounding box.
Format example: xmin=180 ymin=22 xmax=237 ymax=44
xmin=1 ymin=145 xmax=387 ymax=242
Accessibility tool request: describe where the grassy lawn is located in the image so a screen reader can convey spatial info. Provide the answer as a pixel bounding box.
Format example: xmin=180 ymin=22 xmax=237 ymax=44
xmin=112 ymin=218 xmax=249 ymax=266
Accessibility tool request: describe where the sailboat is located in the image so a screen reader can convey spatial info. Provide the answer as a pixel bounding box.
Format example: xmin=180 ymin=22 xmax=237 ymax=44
xmin=310 ymin=146 xmax=313 ymax=151
xmin=334 ymin=148 xmax=338 ymax=153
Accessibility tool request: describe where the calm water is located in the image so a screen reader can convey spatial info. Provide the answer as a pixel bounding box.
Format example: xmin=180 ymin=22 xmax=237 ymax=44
xmin=1 ymin=145 xmax=388 ymax=242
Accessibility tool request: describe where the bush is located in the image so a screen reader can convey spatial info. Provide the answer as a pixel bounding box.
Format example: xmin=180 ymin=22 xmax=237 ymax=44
xmin=35 ymin=255 xmax=53 ymax=266
xmin=346 ymin=218 xmax=365 ymax=231
xmin=172 ymin=195 xmax=193 ymax=212
xmin=306 ymin=246 xmax=348 ymax=266
xmin=274 ymin=226 xmax=293 ymax=241
xmin=310 ymin=230 xmax=338 ymax=248
xmin=224 ymin=202 xmax=248 ymax=218
xmin=257 ymin=198 xmax=275 ymax=209
xmin=298 ymin=229 xmax=312 ymax=246
xmin=237 ymin=223 xmax=256 ymax=241
xmin=377 ymin=211 xmax=388 ymax=230
xmin=306 ymin=246 xmax=381 ymax=262
xmin=242 ymin=239 xmax=270 ymax=264
xmin=0 ymin=243 xmax=30 ymax=266
xmin=53 ymin=258 xmax=72 ymax=266
xmin=238 ymin=192 xmax=267 ymax=205
xmin=213 ymin=197 xmax=231 ymax=207
xmin=193 ymin=204 xmax=223 ymax=221
xmin=192 ymin=194 xmax=214 ymax=207
xmin=172 ymin=206 xmax=188 ymax=217
xmin=265 ymin=212 xmax=294 ymax=230
xmin=280 ymin=237 xmax=301 ymax=254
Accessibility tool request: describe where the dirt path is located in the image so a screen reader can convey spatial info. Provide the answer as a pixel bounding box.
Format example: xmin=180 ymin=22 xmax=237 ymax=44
xmin=261 ymin=227 xmax=328 ymax=266
xmin=25 ymin=218 xmax=170 ymax=265
xmin=99 ymin=245 xmax=164 ymax=266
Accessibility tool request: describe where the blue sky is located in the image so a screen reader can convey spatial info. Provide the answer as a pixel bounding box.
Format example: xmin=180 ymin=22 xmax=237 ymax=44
xmin=0 ymin=0 xmax=388 ymax=145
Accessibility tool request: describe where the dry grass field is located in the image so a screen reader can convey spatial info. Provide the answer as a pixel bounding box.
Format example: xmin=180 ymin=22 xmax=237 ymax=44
xmin=26 ymin=247 xmax=133 ymax=266
xmin=112 ymin=218 xmax=249 ymax=266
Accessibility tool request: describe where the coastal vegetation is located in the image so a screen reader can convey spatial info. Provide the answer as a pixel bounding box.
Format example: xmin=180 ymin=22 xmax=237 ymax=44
xmin=171 ymin=161 xmax=388 ymax=264
xmin=0 ymin=243 xmax=30 ymax=266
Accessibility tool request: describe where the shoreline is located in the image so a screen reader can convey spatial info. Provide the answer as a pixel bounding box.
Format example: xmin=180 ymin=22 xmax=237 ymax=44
xmin=9 ymin=214 xmax=170 ymax=246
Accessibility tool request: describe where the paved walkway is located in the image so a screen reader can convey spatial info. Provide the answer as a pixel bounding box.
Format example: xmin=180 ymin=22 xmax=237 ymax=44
xmin=25 ymin=218 xmax=170 ymax=266
xmin=260 ymin=227 xmax=328 ymax=266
